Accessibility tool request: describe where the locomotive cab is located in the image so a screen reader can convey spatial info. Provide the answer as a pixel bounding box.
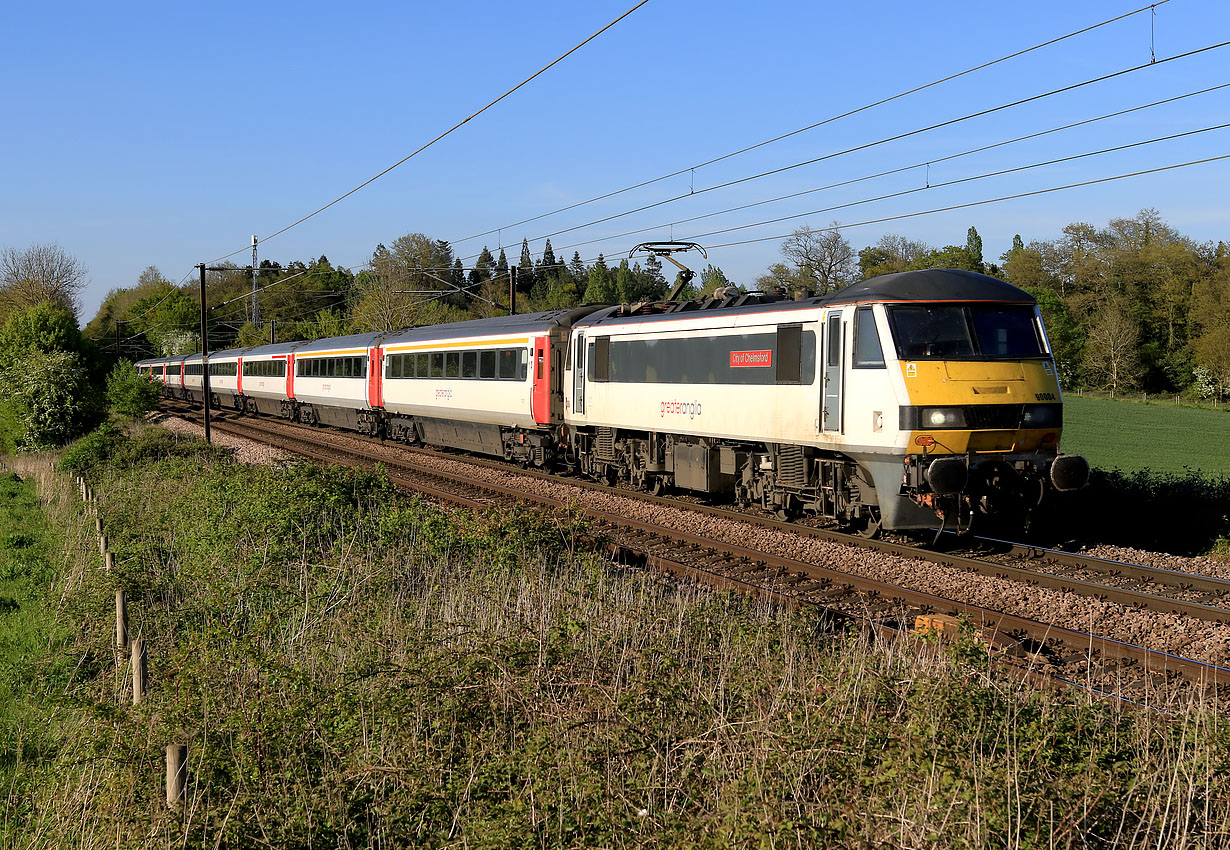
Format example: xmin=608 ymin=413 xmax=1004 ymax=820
xmin=846 ymin=270 xmax=1088 ymax=533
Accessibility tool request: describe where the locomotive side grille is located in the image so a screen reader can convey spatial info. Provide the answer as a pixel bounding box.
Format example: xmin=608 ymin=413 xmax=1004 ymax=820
xmin=596 ymin=427 xmax=616 ymax=459
xmin=777 ymin=444 xmax=808 ymax=488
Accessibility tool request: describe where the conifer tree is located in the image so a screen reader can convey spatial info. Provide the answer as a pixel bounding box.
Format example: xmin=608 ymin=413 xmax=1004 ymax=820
xmin=569 ymin=252 xmax=587 ymax=282
xmin=582 ymin=255 xmax=617 ymax=304
xmin=518 ymin=239 xmax=535 ymax=291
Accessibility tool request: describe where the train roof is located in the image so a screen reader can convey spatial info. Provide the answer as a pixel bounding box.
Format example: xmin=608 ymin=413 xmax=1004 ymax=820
xmin=575 ymin=269 xmax=1034 ymax=329
xmin=380 ymin=306 xmax=603 ymax=345
xmin=291 ymin=331 xmax=387 ymax=354
xmin=829 ymin=269 xmax=1035 ymax=305
xmin=206 ymin=346 xmax=252 ymax=360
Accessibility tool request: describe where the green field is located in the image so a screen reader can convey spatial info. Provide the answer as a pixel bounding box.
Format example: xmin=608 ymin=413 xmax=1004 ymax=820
xmin=1062 ymin=395 xmax=1230 ymax=475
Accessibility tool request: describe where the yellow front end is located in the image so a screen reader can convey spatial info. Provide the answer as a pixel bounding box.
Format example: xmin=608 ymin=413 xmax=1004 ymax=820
xmin=898 ymin=359 xmax=1064 ymax=456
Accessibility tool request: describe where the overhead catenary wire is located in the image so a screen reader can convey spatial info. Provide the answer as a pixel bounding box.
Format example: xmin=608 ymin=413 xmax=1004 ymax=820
xmin=546 ymin=122 xmax=1230 ymax=257
xmin=698 ymin=154 xmax=1230 ymax=252
xmin=538 ymin=82 xmax=1230 ymax=255
xmin=449 ymin=1 xmax=1172 ymax=248
xmin=469 ymin=40 xmax=1230 ymax=262
xmin=201 ymin=0 xmax=650 ymax=267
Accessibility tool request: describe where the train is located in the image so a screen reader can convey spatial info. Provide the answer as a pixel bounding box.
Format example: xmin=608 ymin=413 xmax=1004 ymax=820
xmin=137 ymin=268 xmax=1089 ymax=536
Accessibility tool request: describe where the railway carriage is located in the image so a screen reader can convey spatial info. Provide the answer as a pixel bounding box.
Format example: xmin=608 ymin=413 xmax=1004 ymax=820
xmin=162 ymin=355 xmax=188 ymax=399
xmin=235 ymin=342 xmax=295 ymax=418
xmin=204 ymin=347 xmax=245 ymax=411
xmin=287 ymin=333 xmax=381 ymax=430
xmin=182 ymin=354 xmax=206 ymax=403
xmin=378 ymin=308 xmax=599 ymax=463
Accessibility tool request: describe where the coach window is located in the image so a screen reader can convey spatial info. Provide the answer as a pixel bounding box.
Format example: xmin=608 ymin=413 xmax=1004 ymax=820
xmin=497 ymin=349 xmax=517 ymax=379
xmin=479 ymin=350 xmax=496 ymax=379
xmin=427 ymin=352 xmax=443 ymax=378
xmin=853 ymin=306 xmax=885 ymax=368
xmin=519 ymin=349 xmax=529 ymax=381
xmin=462 ymin=351 xmax=477 ymax=378
xmin=445 ymin=352 xmax=459 ymax=378
xmin=593 ymin=336 xmax=610 ymax=382
xmin=776 ymin=324 xmax=802 ymax=384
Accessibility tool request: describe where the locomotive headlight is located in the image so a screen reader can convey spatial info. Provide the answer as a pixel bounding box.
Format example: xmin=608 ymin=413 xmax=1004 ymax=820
xmin=1022 ymin=404 xmax=1061 ymax=428
xmin=922 ymin=407 xmax=966 ymax=428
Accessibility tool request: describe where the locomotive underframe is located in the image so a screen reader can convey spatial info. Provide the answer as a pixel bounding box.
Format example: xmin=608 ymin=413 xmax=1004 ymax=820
xmin=568 ymin=425 xmax=1063 ymax=533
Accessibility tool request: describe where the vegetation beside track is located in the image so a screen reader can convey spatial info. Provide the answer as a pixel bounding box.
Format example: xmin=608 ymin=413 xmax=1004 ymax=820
xmin=5 ymin=423 xmax=1230 ymax=847
xmin=1063 ymin=394 xmax=1230 ymax=476
xmin=1053 ymin=395 xmax=1230 ymax=555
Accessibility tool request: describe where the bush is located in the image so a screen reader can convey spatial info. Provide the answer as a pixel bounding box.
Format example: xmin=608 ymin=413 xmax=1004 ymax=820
xmin=104 ymin=359 xmax=159 ymax=420
xmin=0 ymin=350 xmax=92 ymax=451
xmin=58 ymin=421 xmax=126 ymax=474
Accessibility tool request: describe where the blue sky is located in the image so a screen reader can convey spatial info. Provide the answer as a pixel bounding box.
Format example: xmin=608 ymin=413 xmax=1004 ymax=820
xmin=2 ymin=0 xmax=1228 ymax=323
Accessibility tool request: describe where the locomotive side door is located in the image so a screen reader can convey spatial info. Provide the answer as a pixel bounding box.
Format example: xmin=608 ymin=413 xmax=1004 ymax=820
xmin=572 ymin=332 xmax=585 ymax=415
xmin=822 ymin=311 xmax=844 ymax=433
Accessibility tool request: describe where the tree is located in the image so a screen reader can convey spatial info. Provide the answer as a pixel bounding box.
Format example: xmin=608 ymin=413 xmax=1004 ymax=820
xmin=754 ymin=263 xmax=801 ymax=293
xmin=469 ymin=246 xmax=495 ymax=288
xmin=105 ymin=359 xmax=160 ymax=420
xmin=568 ymin=252 xmax=587 ymax=283
xmin=0 ymin=301 xmax=82 ymax=371
xmin=699 ymin=264 xmax=733 ymax=297
xmin=518 ymin=239 xmax=536 ymax=291
xmin=965 ymin=226 xmax=985 ymax=272
xmin=1194 ymin=325 xmax=1230 ymax=403
xmin=0 ymin=350 xmax=92 ymax=451
xmin=352 ymin=234 xmax=457 ymax=331
xmin=582 ymin=256 xmax=617 ymax=304
xmin=0 ymin=242 xmax=88 ymax=320
xmin=780 ymin=223 xmax=854 ymax=293
xmin=858 ymin=233 xmax=931 ymax=278
xmin=1081 ymin=299 xmax=1141 ymax=398
xmin=909 ymin=244 xmax=984 ymax=272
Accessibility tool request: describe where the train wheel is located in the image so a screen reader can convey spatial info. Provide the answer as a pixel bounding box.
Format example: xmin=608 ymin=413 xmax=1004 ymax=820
xmin=855 ymin=507 xmax=882 ymax=539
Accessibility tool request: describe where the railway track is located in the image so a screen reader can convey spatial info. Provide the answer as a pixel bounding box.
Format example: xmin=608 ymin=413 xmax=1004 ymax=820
xmin=160 ymin=401 xmax=1230 ymax=698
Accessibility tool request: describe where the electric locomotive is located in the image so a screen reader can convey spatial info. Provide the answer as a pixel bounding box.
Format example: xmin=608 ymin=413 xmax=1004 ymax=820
xmin=562 ymin=268 xmax=1087 ymax=534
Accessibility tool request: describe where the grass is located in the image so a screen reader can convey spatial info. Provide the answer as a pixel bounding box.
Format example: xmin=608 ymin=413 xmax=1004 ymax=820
xmin=5 ymin=423 xmax=1230 ymax=847
xmin=1062 ymin=394 xmax=1230 ymax=476
xmin=0 ymin=463 xmax=74 ymax=840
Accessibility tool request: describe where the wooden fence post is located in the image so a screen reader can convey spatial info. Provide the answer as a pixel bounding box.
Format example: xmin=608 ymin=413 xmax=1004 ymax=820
xmin=166 ymin=744 xmax=187 ymax=810
xmin=104 ymin=551 xmax=114 ymax=571
xmin=115 ymin=591 xmax=128 ymax=651
xmin=131 ymin=638 xmax=147 ymax=704
xmin=99 ymin=536 xmax=108 ymax=558
xmin=95 ymin=516 xmax=103 ymax=534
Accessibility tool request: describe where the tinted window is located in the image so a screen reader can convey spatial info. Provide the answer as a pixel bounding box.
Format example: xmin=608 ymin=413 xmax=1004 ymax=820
xmin=462 ymin=351 xmax=477 ymax=378
xmin=599 ymin=331 xmax=816 ymax=385
xmin=445 ymin=352 xmax=459 ymax=378
xmin=430 ymin=353 xmax=444 ymax=378
xmin=479 ymin=350 xmax=496 ymax=378
xmin=853 ymin=307 xmax=885 ymax=368
xmin=971 ymin=308 xmax=1045 ymax=357
xmin=498 ymin=349 xmax=518 ymax=379
xmin=888 ymin=304 xmax=1044 ymax=359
